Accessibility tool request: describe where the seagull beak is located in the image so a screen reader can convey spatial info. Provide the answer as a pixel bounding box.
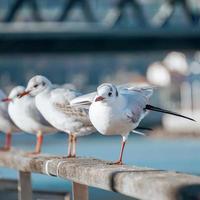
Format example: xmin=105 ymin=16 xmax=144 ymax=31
xmin=19 ymin=90 xmax=30 ymax=98
xmin=1 ymin=97 xmax=12 ymax=102
xmin=95 ymin=96 xmax=105 ymax=102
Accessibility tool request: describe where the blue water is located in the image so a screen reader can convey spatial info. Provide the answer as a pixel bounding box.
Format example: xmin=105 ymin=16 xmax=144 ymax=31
xmin=0 ymin=133 xmax=199 ymax=200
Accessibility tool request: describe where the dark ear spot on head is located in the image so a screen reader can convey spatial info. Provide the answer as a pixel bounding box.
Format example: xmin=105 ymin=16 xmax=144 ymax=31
xmin=42 ymin=81 xmax=45 ymax=86
xmin=116 ymin=89 xmax=118 ymax=97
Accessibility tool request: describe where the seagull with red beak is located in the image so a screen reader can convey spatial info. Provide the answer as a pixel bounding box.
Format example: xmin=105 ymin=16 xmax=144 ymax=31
xmin=0 ymin=89 xmax=19 ymax=151
xmin=70 ymin=83 xmax=195 ymax=165
xmin=7 ymin=86 xmax=57 ymax=155
xmin=21 ymin=75 xmax=95 ymax=157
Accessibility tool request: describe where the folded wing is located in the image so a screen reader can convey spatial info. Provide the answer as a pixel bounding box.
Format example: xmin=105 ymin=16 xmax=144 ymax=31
xmin=123 ymin=87 xmax=153 ymax=123
xmin=70 ymin=91 xmax=96 ymax=108
xmin=51 ymin=88 xmax=93 ymax=128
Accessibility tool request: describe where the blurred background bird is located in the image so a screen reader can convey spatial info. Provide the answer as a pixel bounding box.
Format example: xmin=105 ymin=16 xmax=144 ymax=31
xmin=0 ymin=89 xmax=20 ymax=151
xmin=3 ymin=86 xmax=57 ymax=155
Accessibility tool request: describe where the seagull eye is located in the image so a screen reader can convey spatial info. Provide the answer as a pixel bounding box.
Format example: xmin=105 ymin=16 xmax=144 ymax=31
xmin=34 ymin=84 xmax=38 ymax=88
xmin=108 ymin=92 xmax=112 ymax=97
xmin=17 ymin=93 xmax=20 ymax=97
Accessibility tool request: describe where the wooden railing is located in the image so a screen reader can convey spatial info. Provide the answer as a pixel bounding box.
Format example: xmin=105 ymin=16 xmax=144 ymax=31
xmin=0 ymin=149 xmax=200 ymax=200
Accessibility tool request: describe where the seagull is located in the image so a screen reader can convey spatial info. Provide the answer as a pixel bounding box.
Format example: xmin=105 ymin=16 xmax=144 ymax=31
xmin=3 ymin=86 xmax=57 ymax=154
xmin=0 ymin=89 xmax=19 ymax=150
xmin=70 ymin=83 xmax=195 ymax=165
xmin=20 ymin=75 xmax=95 ymax=157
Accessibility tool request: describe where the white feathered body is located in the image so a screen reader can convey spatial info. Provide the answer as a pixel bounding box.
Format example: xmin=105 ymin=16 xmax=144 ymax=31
xmin=89 ymin=88 xmax=152 ymax=137
xmin=35 ymin=87 xmax=94 ymax=136
xmin=8 ymin=94 xmax=55 ymax=134
xmin=0 ymin=90 xmax=19 ymax=133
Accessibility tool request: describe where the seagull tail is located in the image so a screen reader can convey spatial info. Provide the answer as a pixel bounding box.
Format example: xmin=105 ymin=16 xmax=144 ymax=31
xmin=131 ymin=130 xmax=146 ymax=136
xmin=145 ymin=104 xmax=196 ymax=122
xmin=136 ymin=126 xmax=153 ymax=131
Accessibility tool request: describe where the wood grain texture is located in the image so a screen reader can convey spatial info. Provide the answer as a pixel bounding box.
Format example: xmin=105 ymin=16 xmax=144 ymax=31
xmin=0 ymin=149 xmax=200 ymax=200
xmin=72 ymin=182 xmax=88 ymax=200
xmin=18 ymin=171 xmax=32 ymax=200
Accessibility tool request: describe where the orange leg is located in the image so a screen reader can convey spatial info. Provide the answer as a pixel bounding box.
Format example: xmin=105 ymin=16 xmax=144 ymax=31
xmin=26 ymin=131 xmax=43 ymax=156
xmin=0 ymin=133 xmax=12 ymax=151
xmin=0 ymin=132 xmax=12 ymax=151
xmin=113 ymin=139 xmax=126 ymax=165
xmin=34 ymin=131 xmax=43 ymax=154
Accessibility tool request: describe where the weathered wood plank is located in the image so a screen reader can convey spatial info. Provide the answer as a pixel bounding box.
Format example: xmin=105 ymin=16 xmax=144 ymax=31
xmin=72 ymin=182 xmax=88 ymax=200
xmin=18 ymin=171 xmax=32 ymax=200
xmin=0 ymin=149 xmax=200 ymax=200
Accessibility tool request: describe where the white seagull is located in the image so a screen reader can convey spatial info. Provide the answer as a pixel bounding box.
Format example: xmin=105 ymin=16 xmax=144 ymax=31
xmin=71 ymin=83 xmax=195 ymax=164
xmin=20 ymin=75 xmax=95 ymax=157
xmin=3 ymin=86 xmax=57 ymax=154
xmin=0 ymin=89 xmax=19 ymax=150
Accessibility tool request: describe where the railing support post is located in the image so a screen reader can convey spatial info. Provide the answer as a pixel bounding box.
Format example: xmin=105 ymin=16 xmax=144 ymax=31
xmin=72 ymin=182 xmax=88 ymax=200
xmin=18 ymin=171 xmax=32 ymax=200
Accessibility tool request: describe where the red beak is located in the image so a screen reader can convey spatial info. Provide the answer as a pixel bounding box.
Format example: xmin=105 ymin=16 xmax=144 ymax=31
xmin=1 ymin=97 xmax=12 ymax=102
xmin=95 ymin=96 xmax=105 ymax=102
xmin=19 ymin=90 xmax=30 ymax=98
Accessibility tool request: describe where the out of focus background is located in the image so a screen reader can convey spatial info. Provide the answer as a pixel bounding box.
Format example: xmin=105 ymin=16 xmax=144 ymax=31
xmin=0 ymin=0 xmax=200 ymax=199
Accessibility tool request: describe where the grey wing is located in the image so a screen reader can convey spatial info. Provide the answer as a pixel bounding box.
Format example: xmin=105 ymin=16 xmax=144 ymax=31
xmin=124 ymin=90 xmax=151 ymax=123
xmin=70 ymin=91 xmax=96 ymax=108
xmin=54 ymin=103 xmax=92 ymax=126
xmin=121 ymin=85 xmax=154 ymax=99
xmin=51 ymin=88 xmax=93 ymax=126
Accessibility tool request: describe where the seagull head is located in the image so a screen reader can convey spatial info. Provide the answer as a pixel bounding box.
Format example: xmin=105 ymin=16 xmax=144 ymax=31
xmin=20 ymin=75 xmax=52 ymax=97
xmin=2 ymin=86 xmax=25 ymax=103
xmin=95 ymin=83 xmax=119 ymax=103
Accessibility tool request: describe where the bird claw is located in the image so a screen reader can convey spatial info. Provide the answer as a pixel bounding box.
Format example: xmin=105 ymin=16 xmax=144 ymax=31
xmin=25 ymin=151 xmax=40 ymax=157
xmin=67 ymin=155 xmax=76 ymax=158
xmin=109 ymin=160 xmax=123 ymax=165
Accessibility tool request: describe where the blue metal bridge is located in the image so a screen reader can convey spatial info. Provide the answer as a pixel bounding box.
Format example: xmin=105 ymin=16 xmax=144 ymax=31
xmin=0 ymin=0 xmax=199 ymax=54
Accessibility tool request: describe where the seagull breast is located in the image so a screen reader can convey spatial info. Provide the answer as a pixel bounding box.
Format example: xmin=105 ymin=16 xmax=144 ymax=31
xmin=89 ymin=95 xmax=131 ymax=136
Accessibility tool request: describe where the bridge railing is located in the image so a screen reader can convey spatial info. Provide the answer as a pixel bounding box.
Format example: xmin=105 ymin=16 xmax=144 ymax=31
xmin=0 ymin=1 xmax=199 ymax=53
xmin=0 ymin=0 xmax=200 ymax=27
xmin=0 ymin=149 xmax=200 ymax=200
